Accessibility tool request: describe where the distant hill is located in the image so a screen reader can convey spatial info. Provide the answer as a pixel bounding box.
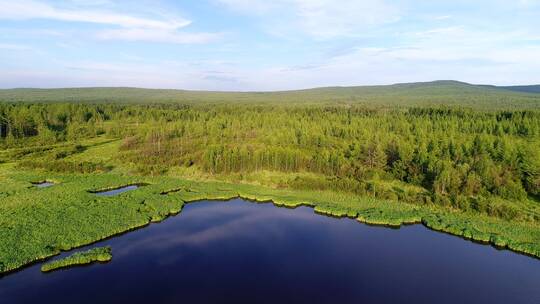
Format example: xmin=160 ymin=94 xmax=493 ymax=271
xmin=500 ymin=85 xmax=540 ymax=94
xmin=1 ymin=80 xmax=539 ymax=110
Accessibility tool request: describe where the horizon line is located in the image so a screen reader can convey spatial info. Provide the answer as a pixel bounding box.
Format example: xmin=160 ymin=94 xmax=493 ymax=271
xmin=1 ymin=80 xmax=540 ymax=93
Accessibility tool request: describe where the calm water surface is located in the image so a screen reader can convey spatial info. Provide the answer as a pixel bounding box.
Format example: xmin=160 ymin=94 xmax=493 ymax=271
xmin=93 ymin=185 xmax=140 ymax=196
xmin=34 ymin=182 xmax=54 ymax=188
xmin=1 ymin=199 xmax=539 ymax=304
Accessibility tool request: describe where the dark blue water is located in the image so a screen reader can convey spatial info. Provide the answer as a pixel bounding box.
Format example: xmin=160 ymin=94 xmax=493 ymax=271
xmin=93 ymin=185 xmax=139 ymax=196
xmin=1 ymin=199 xmax=539 ymax=304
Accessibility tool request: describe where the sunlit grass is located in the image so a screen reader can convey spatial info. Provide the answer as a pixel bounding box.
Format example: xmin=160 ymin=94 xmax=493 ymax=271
xmin=41 ymin=246 xmax=112 ymax=272
xmin=0 ymin=168 xmax=539 ymax=275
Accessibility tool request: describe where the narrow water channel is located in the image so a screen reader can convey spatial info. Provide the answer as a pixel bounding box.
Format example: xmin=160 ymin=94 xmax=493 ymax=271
xmin=93 ymin=185 xmax=140 ymax=196
xmin=33 ymin=182 xmax=54 ymax=188
xmin=1 ymin=199 xmax=539 ymax=304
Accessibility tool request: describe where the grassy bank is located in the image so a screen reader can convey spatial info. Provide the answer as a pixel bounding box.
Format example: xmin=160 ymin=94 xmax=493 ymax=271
xmin=1 ymin=168 xmax=539 ymax=275
xmin=41 ymin=246 xmax=112 ymax=272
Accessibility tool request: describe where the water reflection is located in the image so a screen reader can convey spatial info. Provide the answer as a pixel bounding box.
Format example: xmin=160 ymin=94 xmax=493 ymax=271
xmin=1 ymin=199 xmax=539 ymax=304
xmin=92 ymin=185 xmax=140 ymax=196
xmin=33 ymin=182 xmax=54 ymax=188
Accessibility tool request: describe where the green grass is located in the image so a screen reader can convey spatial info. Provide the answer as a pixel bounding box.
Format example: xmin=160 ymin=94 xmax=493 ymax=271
xmin=40 ymin=246 xmax=112 ymax=272
xmin=0 ymin=168 xmax=539 ymax=275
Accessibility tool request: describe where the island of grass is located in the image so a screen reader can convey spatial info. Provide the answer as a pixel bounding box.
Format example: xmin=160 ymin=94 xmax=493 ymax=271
xmin=41 ymin=246 xmax=112 ymax=273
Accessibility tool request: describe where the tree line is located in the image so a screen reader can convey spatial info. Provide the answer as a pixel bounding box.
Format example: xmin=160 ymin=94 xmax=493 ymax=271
xmin=2 ymin=103 xmax=539 ymax=220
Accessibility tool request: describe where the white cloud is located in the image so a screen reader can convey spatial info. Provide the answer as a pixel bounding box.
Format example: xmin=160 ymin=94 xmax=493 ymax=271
xmin=318 ymin=25 xmax=540 ymax=72
xmin=68 ymin=0 xmax=114 ymax=6
xmin=216 ymin=0 xmax=400 ymax=39
xmin=293 ymin=0 xmax=400 ymax=38
xmin=0 ymin=43 xmax=32 ymax=50
xmin=96 ymin=28 xmax=222 ymax=44
xmin=432 ymin=15 xmax=452 ymax=20
xmin=0 ymin=0 xmax=220 ymax=44
xmin=216 ymin=0 xmax=280 ymax=13
xmin=0 ymin=0 xmax=189 ymax=29
xmin=1 ymin=1 xmax=539 ymax=90
xmin=518 ymin=0 xmax=540 ymax=7
xmin=2 ymin=42 xmax=540 ymax=91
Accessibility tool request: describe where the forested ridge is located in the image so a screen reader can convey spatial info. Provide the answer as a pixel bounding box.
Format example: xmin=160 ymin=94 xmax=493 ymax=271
xmin=1 ymin=102 xmax=539 ymax=222
xmin=2 ymin=81 xmax=540 ymax=109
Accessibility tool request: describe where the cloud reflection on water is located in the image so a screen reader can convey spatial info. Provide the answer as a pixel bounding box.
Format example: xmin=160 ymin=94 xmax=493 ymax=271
xmin=113 ymin=201 xmax=323 ymax=259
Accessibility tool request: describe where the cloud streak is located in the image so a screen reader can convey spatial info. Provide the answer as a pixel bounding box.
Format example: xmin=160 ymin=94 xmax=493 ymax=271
xmin=217 ymin=0 xmax=400 ymax=39
xmin=0 ymin=1 xmax=539 ymax=89
xmin=96 ymin=28 xmax=222 ymax=44
xmin=0 ymin=43 xmax=32 ymax=51
xmin=0 ymin=0 xmax=220 ymax=44
xmin=0 ymin=0 xmax=189 ymax=29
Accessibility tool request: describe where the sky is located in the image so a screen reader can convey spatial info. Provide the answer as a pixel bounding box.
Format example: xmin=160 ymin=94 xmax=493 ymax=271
xmin=0 ymin=0 xmax=539 ymax=91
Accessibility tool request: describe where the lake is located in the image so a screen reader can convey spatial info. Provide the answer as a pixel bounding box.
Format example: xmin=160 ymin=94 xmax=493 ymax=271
xmin=1 ymin=199 xmax=539 ymax=304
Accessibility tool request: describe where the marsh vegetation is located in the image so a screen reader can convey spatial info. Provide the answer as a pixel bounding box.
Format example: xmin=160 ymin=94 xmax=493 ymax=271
xmin=0 ymin=81 xmax=539 ymax=275
xmin=40 ymin=246 xmax=112 ymax=272
xmin=2 ymin=200 xmax=539 ymax=304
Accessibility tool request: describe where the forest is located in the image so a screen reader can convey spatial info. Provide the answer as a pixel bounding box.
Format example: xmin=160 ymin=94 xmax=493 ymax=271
xmin=1 ymin=102 xmax=538 ymax=222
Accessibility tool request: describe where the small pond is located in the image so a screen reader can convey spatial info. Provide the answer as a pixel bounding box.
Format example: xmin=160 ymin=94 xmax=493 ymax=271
xmin=92 ymin=185 xmax=141 ymax=196
xmin=1 ymin=199 xmax=539 ymax=304
xmin=33 ymin=182 xmax=54 ymax=188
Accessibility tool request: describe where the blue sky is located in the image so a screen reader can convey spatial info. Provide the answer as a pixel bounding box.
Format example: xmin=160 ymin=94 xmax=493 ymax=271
xmin=0 ymin=0 xmax=539 ymax=90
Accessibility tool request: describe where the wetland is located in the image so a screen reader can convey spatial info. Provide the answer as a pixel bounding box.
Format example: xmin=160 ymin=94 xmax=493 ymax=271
xmin=1 ymin=199 xmax=539 ymax=304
